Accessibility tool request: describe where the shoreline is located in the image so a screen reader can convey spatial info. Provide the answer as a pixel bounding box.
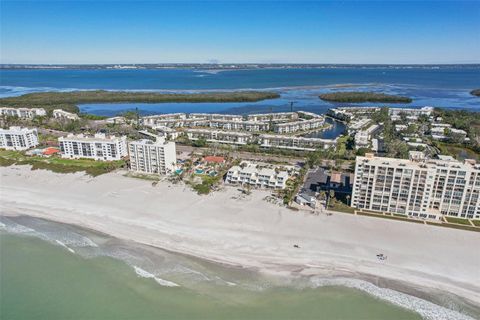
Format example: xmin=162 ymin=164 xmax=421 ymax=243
xmin=1 ymin=165 xmax=479 ymax=317
xmin=1 ymin=214 xmax=477 ymax=320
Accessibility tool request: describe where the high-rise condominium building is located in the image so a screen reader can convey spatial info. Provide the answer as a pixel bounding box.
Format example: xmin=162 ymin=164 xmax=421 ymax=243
xmin=0 ymin=126 xmax=39 ymax=150
xmin=59 ymin=133 xmax=127 ymax=161
xmin=128 ymin=138 xmax=176 ymax=175
xmin=351 ymin=152 xmax=480 ymax=220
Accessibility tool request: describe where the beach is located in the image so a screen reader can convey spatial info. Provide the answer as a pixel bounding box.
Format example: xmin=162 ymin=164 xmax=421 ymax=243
xmin=1 ymin=165 xmax=480 ymax=316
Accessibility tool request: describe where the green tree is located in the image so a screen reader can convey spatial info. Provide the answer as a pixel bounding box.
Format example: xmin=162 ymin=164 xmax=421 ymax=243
xmin=193 ymin=137 xmax=207 ymax=147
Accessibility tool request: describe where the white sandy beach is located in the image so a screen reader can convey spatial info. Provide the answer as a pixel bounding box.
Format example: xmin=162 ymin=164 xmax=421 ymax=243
xmin=1 ymin=165 xmax=479 ymax=307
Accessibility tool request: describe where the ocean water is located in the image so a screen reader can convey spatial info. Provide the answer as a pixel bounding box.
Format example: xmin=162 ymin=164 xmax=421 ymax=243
xmin=0 ymin=216 xmax=477 ymax=320
xmin=1 ymin=67 xmax=479 ymax=117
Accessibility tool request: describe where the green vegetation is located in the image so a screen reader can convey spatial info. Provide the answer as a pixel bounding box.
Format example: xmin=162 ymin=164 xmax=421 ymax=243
xmin=123 ymin=172 xmax=160 ymax=181
xmin=192 ymin=174 xmax=223 ymax=195
xmin=435 ymin=142 xmax=479 ymax=160
xmin=371 ymin=107 xmax=411 ymax=159
xmin=426 ymin=222 xmax=479 ymax=233
xmin=327 ymin=198 xmax=355 ymax=214
xmin=306 ymin=137 xmax=356 ymax=167
xmin=355 ymin=211 xmax=425 ymax=224
xmin=444 ymin=217 xmax=472 ymax=225
xmin=434 ymin=108 xmax=480 ymax=150
xmin=280 ymin=167 xmax=306 ymax=205
xmin=319 ymin=92 xmax=412 ymax=103
xmin=0 ymin=90 xmax=280 ymax=114
xmin=80 ymin=113 xmax=108 ymax=120
xmin=470 ymin=89 xmax=480 ymax=97
xmin=472 ymin=220 xmax=480 ymax=227
xmin=192 ymin=137 xmax=207 ymax=148
xmin=0 ymin=150 xmax=125 ymax=176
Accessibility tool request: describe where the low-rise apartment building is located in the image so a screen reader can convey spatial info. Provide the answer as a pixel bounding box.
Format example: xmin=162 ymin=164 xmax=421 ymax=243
xmin=208 ymin=120 xmax=270 ymax=132
xmin=389 ymin=106 xmax=434 ymax=121
xmin=149 ymin=118 xmax=209 ymax=128
xmin=259 ymin=134 xmax=335 ymax=151
xmin=0 ymin=107 xmax=47 ymax=119
xmin=327 ymin=107 xmax=380 ymax=122
xmin=189 ymin=113 xmax=243 ymax=121
xmin=273 ymin=118 xmax=324 ymax=134
xmin=351 ymin=152 xmax=480 ymax=220
xmin=106 ymin=116 xmax=127 ymax=124
xmin=128 ymin=137 xmax=176 ymax=175
xmin=142 ymin=113 xmax=187 ymax=127
xmin=247 ymin=112 xmax=298 ymax=122
xmin=0 ymin=126 xmax=39 ymax=150
xmin=59 ymin=133 xmax=128 ymax=161
xmin=354 ymin=124 xmax=380 ymax=149
xmin=52 ymin=109 xmax=80 ymax=120
xmin=185 ymin=129 xmax=252 ymax=145
xmin=226 ymin=162 xmax=291 ymax=189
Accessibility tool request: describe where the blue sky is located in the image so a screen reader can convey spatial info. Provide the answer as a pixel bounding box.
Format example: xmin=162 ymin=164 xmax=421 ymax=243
xmin=1 ymin=1 xmax=479 ymax=64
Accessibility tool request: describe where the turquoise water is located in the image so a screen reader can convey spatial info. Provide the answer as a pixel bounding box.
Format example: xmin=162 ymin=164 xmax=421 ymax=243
xmin=1 ymin=216 xmax=477 ymax=320
xmin=1 ymin=67 xmax=479 ymax=113
xmin=0 ymin=233 xmax=422 ymax=320
xmin=1 ymin=67 xmax=479 ymax=91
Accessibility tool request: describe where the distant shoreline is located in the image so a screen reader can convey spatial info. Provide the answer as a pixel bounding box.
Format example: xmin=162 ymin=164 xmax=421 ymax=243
xmin=0 ymin=90 xmax=280 ymax=113
xmin=319 ymin=91 xmax=412 ymax=103
xmin=2 ymin=63 xmax=480 ymax=70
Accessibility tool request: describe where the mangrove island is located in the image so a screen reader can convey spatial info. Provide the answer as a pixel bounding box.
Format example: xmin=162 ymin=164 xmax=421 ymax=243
xmin=0 ymin=90 xmax=280 ymax=114
xmin=319 ymin=91 xmax=412 ymax=103
xmin=471 ymin=89 xmax=480 ymax=97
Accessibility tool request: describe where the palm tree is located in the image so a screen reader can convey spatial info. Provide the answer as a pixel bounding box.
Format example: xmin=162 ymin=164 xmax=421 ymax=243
xmin=327 ymin=190 xmax=335 ymax=208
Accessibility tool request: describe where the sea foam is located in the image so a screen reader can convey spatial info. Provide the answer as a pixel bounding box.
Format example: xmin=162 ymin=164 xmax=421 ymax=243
xmin=133 ymin=266 xmax=180 ymax=287
xmin=310 ymin=277 xmax=474 ymax=320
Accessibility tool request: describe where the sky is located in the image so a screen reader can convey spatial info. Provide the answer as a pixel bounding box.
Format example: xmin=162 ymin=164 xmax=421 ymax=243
xmin=1 ymin=1 xmax=479 ymax=64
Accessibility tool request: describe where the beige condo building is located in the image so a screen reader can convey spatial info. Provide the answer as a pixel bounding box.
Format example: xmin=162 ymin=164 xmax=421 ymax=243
xmin=351 ymin=153 xmax=480 ymax=220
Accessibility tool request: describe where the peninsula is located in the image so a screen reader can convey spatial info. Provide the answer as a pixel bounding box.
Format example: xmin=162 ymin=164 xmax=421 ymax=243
xmin=0 ymin=90 xmax=280 ymax=113
xmin=319 ymin=92 xmax=412 ymax=103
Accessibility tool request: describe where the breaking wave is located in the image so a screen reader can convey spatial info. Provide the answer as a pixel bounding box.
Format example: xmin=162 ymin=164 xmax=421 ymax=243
xmin=310 ymin=277 xmax=474 ymax=320
xmin=133 ymin=266 xmax=180 ymax=287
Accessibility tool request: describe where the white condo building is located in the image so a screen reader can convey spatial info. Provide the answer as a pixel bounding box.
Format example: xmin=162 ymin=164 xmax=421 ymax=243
xmin=128 ymin=138 xmax=176 ymax=175
xmin=273 ymin=118 xmax=324 ymax=134
xmin=389 ymin=106 xmax=434 ymax=121
xmin=247 ymin=112 xmax=298 ymax=122
xmin=52 ymin=109 xmax=80 ymax=121
xmin=189 ymin=113 xmax=243 ymax=121
xmin=0 ymin=126 xmax=39 ymax=150
xmin=185 ymin=129 xmax=252 ymax=145
xmin=0 ymin=107 xmax=47 ymax=119
xmin=226 ymin=162 xmax=291 ymax=189
xmin=351 ymin=153 xmax=480 ymax=220
xmin=59 ymin=133 xmax=127 ymax=161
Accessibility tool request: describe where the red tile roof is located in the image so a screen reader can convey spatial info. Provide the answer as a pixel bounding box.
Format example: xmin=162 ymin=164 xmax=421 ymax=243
xmin=43 ymin=147 xmax=60 ymax=155
xmin=204 ymin=156 xmax=225 ymax=163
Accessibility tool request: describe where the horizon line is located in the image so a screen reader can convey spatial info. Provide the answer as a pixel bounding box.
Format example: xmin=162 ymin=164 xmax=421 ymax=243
xmin=2 ymin=63 xmax=480 ymax=66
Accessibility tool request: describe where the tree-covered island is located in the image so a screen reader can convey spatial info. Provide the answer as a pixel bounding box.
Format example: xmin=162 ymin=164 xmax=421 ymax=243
xmin=470 ymin=89 xmax=480 ymax=97
xmin=0 ymin=90 xmax=280 ymax=114
xmin=319 ymin=91 xmax=412 ymax=103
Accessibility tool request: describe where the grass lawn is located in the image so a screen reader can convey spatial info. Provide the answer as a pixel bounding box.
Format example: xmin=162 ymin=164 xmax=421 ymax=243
xmin=472 ymin=220 xmax=480 ymax=227
xmin=328 ymin=200 xmax=355 ymax=214
xmin=123 ymin=172 xmax=160 ymax=181
xmin=356 ymin=211 xmax=424 ymax=223
xmin=0 ymin=149 xmax=125 ymax=176
xmin=427 ymin=222 xmax=479 ymax=233
xmin=444 ymin=216 xmax=472 ymax=225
